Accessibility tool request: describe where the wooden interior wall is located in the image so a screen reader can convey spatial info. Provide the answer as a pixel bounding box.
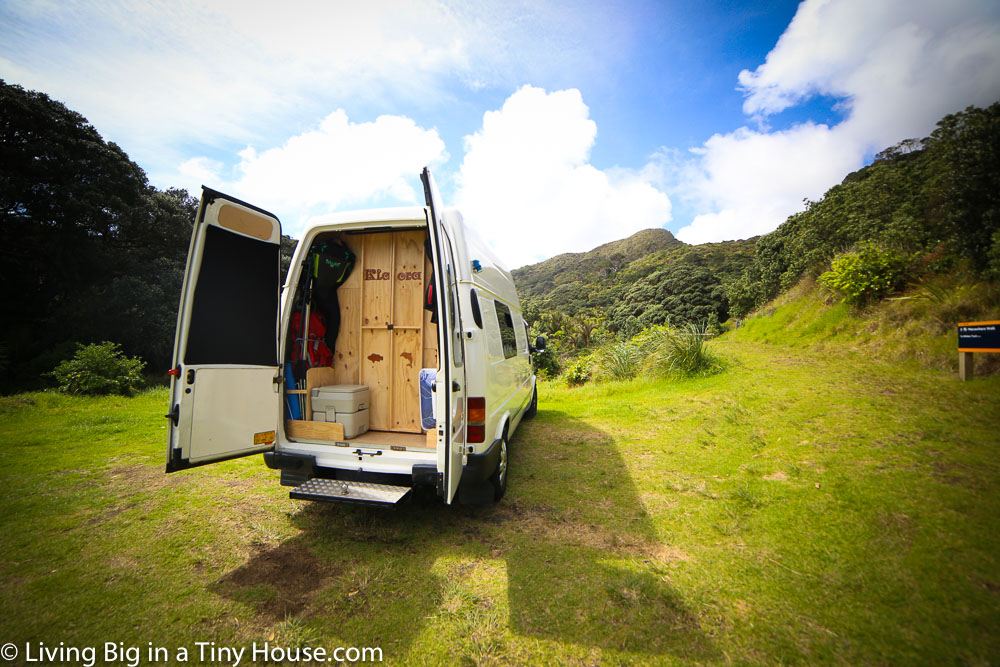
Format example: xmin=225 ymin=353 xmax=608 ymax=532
xmin=315 ymin=229 xmax=434 ymax=434
xmin=332 ymin=234 xmax=363 ymax=386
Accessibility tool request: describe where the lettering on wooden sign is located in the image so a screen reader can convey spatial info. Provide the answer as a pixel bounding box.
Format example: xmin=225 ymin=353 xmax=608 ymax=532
xmin=363 ymin=268 xmax=422 ymax=281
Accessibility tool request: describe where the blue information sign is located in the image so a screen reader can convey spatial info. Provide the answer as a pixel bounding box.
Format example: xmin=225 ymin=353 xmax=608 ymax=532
xmin=958 ymin=321 xmax=1000 ymax=352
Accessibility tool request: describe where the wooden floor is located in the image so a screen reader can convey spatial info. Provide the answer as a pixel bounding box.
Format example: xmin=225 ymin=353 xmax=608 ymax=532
xmin=348 ymin=430 xmax=434 ymax=450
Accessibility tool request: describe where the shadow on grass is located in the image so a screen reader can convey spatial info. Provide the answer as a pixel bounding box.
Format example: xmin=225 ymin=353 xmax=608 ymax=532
xmin=214 ymin=410 xmax=715 ymax=661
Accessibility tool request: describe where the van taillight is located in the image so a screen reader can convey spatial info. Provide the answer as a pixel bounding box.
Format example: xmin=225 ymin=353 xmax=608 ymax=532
xmin=468 ymin=397 xmax=486 ymax=443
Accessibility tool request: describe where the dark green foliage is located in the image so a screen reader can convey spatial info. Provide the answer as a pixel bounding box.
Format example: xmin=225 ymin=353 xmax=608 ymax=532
xmin=927 ymin=104 xmax=1000 ymax=278
xmin=50 ymin=342 xmax=145 ymax=395
xmin=531 ymin=347 xmax=561 ymax=379
xmin=513 ymin=228 xmax=683 ymax=303
xmin=515 ymin=229 xmax=755 ymax=343
xmin=608 ymin=260 xmax=728 ymax=338
xmin=0 ymin=81 xmax=299 ymax=391
xmin=730 ymin=102 xmax=1000 ymax=317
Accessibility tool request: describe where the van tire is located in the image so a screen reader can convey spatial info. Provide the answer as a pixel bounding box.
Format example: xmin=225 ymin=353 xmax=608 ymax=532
xmin=489 ymin=433 xmax=509 ymax=501
xmin=523 ymin=385 xmax=537 ymax=419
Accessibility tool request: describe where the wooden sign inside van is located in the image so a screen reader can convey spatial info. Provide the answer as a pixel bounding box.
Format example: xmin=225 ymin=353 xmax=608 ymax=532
xmin=163 ymin=167 xmax=545 ymax=507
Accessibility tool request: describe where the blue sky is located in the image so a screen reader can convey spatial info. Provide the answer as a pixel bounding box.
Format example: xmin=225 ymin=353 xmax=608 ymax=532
xmin=2 ymin=0 xmax=999 ymax=267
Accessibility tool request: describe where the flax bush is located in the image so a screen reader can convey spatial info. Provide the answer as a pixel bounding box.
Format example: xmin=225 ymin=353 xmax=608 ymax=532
xmin=592 ymin=341 xmax=643 ymax=382
xmin=641 ymin=323 xmax=721 ymax=377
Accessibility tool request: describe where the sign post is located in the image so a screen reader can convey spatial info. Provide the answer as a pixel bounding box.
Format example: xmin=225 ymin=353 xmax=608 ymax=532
xmin=957 ymin=320 xmax=1000 ymax=381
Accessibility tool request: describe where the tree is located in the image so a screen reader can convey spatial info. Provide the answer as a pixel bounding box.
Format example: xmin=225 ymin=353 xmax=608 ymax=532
xmin=0 ymin=80 xmax=197 ymax=389
xmin=609 ymin=260 xmax=728 ymax=337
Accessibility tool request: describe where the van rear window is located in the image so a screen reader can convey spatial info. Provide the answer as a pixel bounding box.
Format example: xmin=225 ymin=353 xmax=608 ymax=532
xmin=494 ymin=301 xmax=518 ymax=359
xmin=184 ymin=224 xmax=279 ymax=366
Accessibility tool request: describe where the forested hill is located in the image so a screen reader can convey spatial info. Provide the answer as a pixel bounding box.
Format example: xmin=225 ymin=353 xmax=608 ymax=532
xmin=513 ymin=228 xmax=682 ymax=298
xmin=518 ymin=101 xmax=999 ymax=345
xmin=514 ymin=229 xmax=756 ymax=338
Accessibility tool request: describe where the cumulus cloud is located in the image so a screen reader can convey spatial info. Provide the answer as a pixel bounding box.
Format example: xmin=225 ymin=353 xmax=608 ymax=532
xmin=0 ymin=0 xmax=632 ymax=191
xmin=185 ymin=109 xmax=447 ymax=234
xmin=676 ymin=0 xmax=1000 ymax=244
xmin=455 ymin=85 xmax=672 ymax=268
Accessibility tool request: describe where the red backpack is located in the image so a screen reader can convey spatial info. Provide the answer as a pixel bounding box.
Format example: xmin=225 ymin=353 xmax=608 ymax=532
xmin=290 ymin=310 xmax=333 ymax=367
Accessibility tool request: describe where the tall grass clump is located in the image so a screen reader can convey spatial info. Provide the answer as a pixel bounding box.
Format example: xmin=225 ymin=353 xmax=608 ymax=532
xmin=592 ymin=341 xmax=643 ymax=382
xmin=573 ymin=324 xmax=724 ymax=386
xmin=640 ymin=323 xmax=722 ymax=377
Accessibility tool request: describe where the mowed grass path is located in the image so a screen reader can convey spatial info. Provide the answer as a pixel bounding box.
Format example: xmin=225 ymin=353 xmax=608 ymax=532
xmin=1 ymin=340 xmax=998 ymax=665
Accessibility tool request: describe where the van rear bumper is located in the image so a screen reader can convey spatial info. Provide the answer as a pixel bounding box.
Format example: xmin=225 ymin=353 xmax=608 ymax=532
xmin=265 ymin=451 xmax=440 ymax=489
xmin=461 ymin=436 xmax=502 ymax=484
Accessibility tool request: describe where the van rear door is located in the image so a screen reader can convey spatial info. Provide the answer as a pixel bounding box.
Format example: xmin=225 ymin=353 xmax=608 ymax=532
xmin=421 ymin=168 xmax=465 ymax=504
xmin=165 ymin=188 xmax=283 ymax=472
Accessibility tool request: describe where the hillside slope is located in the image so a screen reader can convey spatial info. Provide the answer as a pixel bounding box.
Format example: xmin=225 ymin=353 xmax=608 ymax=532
xmin=513 ymin=228 xmax=683 ymax=299
xmin=513 ymin=228 xmax=755 ymax=331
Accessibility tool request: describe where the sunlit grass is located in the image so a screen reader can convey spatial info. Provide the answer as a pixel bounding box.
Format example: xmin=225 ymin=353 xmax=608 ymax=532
xmin=1 ymin=338 xmax=999 ymax=664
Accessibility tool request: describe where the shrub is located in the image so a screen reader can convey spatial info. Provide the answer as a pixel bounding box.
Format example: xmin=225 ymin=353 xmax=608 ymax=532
xmin=50 ymin=342 xmax=146 ymax=396
xmin=532 ymin=347 xmax=561 ymax=380
xmin=818 ymin=243 xmax=918 ymax=306
xmin=705 ymin=313 xmax=722 ymax=337
xmin=564 ymin=358 xmax=592 ymax=387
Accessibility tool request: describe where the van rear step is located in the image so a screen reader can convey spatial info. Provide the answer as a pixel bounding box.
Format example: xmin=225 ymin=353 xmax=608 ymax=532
xmin=289 ymin=478 xmax=411 ymax=506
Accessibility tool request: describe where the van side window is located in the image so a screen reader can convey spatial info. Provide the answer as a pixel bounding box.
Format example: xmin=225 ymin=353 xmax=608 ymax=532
xmin=513 ymin=312 xmax=527 ymax=353
xmin=494 ymin=301 xmax=518 ymax=359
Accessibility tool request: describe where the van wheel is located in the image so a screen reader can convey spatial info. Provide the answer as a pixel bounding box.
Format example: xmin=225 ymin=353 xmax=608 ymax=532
xmin=490 ymin=434 xmax=509 ymax=501
xmin=524 ymin=386 xmax=537 ymax=419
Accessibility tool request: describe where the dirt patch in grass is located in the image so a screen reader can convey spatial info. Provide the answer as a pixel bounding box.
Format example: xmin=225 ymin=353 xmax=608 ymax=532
xmin=491 ymin=498 xmax=690 ymax=562
xmin=108 ymin=463 xmax=180 ymax=491
xmin=215 ymin=540 xmax=342 ymax=623
xmin=764 ymin=470 xmax=789 ymax=481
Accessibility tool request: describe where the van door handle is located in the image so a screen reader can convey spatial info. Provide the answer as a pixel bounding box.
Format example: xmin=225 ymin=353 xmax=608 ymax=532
xmin=164 ymin=404 xmax=180 ymax=427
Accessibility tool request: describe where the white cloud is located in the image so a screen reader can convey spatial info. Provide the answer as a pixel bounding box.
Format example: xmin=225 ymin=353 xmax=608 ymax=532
xmin=676 ymin=0 xmax=1000 ymax=244
xmin=676 ymin=122 xmax=863 ymax=244
xmin=0 ymin=0 xmax=632 ymax=193
xmin=0 ymin=1 xmax=473 ymax=184
xmin=454 ymin=85 xmax=672 ymax=268
xmin=186 ymin=109 xmax=447 ymax=235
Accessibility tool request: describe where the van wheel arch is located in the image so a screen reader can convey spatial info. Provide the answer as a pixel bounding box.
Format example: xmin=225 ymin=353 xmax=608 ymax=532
xmin=524 ymin=383 xmax=538 ymax=419
xmin=489 ymin=422 xmax=510 ymax=502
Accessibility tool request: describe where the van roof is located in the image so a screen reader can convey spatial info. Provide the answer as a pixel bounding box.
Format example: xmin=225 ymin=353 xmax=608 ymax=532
xmin=304 ymin=206 xmax=428 ymax=228
xmin=302 ymin=205 xmax=520 ymax=308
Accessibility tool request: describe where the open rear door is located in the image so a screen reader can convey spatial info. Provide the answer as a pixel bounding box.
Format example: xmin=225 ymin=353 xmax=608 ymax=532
xmin=422 ymin=168 xmax=466 ymax=504
xmin=165 ymin=188 xmax=283 ymax=472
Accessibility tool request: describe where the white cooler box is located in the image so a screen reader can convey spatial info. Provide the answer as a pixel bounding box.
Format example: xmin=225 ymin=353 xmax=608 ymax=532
xmin=311 ymin=384 xmax=370 ymax=438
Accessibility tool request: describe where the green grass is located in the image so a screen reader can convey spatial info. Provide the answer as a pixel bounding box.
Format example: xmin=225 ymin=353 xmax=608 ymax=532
xmin=733 ymin=275 xmax=1000 ymax=374
xmin=2 ymin=338 xmax=999 ymax=664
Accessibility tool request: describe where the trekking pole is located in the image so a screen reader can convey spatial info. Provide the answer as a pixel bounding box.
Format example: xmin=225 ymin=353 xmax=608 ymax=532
xmin=298 ymin=252 xmax=319 ymax=417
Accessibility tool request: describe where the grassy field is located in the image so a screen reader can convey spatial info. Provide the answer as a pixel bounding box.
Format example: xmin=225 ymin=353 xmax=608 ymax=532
xmin=1 ymin=337 xmax=998 ymax=665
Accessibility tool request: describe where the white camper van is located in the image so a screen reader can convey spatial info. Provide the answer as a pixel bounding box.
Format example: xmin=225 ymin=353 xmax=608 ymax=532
xmin=165 ymin=169 xmax=544 ymax=506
